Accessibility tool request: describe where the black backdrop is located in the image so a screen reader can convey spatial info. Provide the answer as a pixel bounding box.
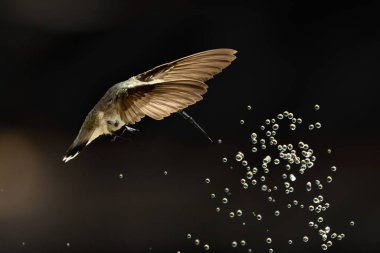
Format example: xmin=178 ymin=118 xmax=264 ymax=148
xmin=0 ymin=1 xmax=379 ymax=252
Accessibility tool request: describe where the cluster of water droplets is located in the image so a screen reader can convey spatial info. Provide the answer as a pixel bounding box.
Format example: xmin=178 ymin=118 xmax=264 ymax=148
xmin=181 ymin=104 xmax=355 ymax=252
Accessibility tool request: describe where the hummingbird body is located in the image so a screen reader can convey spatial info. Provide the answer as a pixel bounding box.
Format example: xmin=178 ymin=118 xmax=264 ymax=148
xmin=63 ymin=49 xmax=237 ymax=162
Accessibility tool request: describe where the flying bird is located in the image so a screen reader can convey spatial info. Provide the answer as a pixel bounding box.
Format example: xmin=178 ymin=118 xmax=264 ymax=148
xmin=63 ymin=48 xmax=237 ymax=162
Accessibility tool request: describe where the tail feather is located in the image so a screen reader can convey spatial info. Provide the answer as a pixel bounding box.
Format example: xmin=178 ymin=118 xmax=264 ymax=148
xmin=63 ymin=142 xmax=87 ymax=163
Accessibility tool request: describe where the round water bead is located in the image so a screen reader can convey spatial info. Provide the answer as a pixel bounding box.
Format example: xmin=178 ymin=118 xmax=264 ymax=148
xmin=222 ymin=198 xmax=228 ymax=204
xmin=118 ymin=173 xmax=124 ymax=179
xmin=309 ymin=221 xmax=314 ymax=227
xmin=240 ymin=240 xmax=246 ymax=246
xmin=231 ymin=241 xmax=237 ymax=247
xmin=251 ymin=132 xmax=257 ymax=139
xmin=327 ymin=240 xmax=332 ymax=247
xmin=321 ymin=244 xmax=328 ymax=250
xmin=308 ymin=124 xmax=315 ymax=130
xmin=222 ymin=157 xmax=227 ymax=163
xmin=288 ymin=240 xmax=293 ymax=245
xmin=204 ymin=244 xmax=210 ymax=250
xmin=350 ymin=221 xmax=355 ymax=226
xmin=315 ymin=122 xmax=322 ymax=128
xmin=331 ymin=166 xmax=337 ymax=172
xmin=265 ymin=119 xmax=271 ymax=125
xmin=211 ymin=193 xmax=216 ymax=198
xmin=205 ymin=178 xmax=210 ymax=184
xmin=216 ymin=207 xmax=221 ymax=212
xmin=290 ymin=124 xmax=296 ymax=130
xmin=314 ymin=104 xmax=320 ymax=110
xmin=163 ymin=171 xmax=168 ymax=176
xmin=236 ymin=152 xmax=244 ymax=162
xmin=327 ymin=148 xmax=332 ymax=154
xmin=309 ymin=205 xmax=315 ymax=211
xmin=240 ymin=120 xmax=245 ymax=124
xmin=269 ymin=249 xmax=273 ymax=253
xmin=229 ymin=212 xmax=235 ymax=218
xmin=256 ymin=214 xmax=262 ymax=220
xmin=317 ymin=217 xmax=324 ymax=223
xmin=266 ymin=238 xmax=272 ymax=244
xmin=187 ymin=234 xmax=192 ymax=239
xmin=272 ymin=124 xmax=279 ymax=130
xmin=290 ymin=174 xmax=296 ymax=181
xmin=261 ymin=125 xmax=265 ymax=130
xmin=237 ymin=210 xmax=243 ymax=216
xmin=247 ymin=105 xmax=252 ymax=110
xmin=277 ymin=114 xmax=284 ymax=119
xmin=66 ymin=242 xmax=70 ymax=247
xmin=274 ymin=210 xmax=280 ymax=216
xmin=302 ymin=236 xmax=309 ymax=242
xmin=252 ymin=147 xmax=258 ymax=152
xmin=194 ymin=239 xmax=200 ymax=245
xmin=251 ymin=179 xmax=257 ymax=185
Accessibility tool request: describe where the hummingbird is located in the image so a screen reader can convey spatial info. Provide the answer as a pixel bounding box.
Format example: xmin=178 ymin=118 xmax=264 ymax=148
xmin=63 ymin=48 xmax=237 ymax=162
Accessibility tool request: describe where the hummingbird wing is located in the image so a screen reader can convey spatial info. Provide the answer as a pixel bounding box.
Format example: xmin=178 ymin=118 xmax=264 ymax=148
xmin=115 ymin=48 xmax=237 ymax=124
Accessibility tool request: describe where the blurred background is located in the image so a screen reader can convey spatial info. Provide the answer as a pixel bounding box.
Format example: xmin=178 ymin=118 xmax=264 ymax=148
xmin=0 ymin=0 xmax=379 ymax=252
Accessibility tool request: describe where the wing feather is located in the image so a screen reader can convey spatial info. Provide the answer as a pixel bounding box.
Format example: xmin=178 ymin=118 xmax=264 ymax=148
xmin=116 ymin=48 xmax=237 ymax=124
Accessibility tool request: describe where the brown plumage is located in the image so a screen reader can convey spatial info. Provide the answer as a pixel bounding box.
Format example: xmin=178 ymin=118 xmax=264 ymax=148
xmin=63 ymin=48 xmax=237 ymax=162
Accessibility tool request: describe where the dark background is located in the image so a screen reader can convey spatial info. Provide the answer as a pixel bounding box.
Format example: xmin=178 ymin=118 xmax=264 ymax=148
xmin=0 ymin=0 xmax=379 ymax=252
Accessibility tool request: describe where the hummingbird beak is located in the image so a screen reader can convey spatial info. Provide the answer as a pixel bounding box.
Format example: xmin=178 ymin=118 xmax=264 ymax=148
xmin=177 ymin=110 xmax=213 ymax=143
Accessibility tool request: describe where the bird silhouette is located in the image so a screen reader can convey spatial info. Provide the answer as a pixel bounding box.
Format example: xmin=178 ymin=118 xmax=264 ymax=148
xmin=63 ymin=48 xmax=237 ymax=162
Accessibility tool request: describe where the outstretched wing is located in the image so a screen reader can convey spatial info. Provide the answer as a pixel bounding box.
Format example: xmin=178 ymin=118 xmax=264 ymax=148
xmin=115 ymin=48 xmax=237 ymax=124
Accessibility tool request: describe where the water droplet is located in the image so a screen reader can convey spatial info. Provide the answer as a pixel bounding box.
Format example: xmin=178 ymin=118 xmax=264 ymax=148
xmin=315 ymin=122 xmax=322 ymax=128
xmin=308 ymin=124 xmax=315 ymax=130
xmin=240 ymin=240 xmax=246 ymax=246
xmin=252 ymin=147 xmax=257 ymax=152
xmin=256 ymin=214 xmax=262 ymax=220
xmin=274 ymin=210 xmax=280 ymax=216
xmin=66 ymin=242 xmax=71 ymax=247
xmin=240 ymin=120 xmax=245 ymax=124
xmin=327 ymin=148 xmax=332 ymax=154
xmin=290 ymin=174 xmax=296 ymax=181
xmin=195 ymin=239 xmax=200 ymax=245
xmin=235 ymin=151 xmax=244 ymax=162
xmin=290 ymin=124 xmax=296 ymax=130
xmin=314 ymin=104 xmax=320 ymax=110
xmin=211 ymin=193 xmax=215 ymax=199
xmin=204 ymin=244 xmax=210 ymax=250
xmin=222 ymin=198 xmax=228 ymax=204
xmin=205 ymin=178 xmax=210 ymax=184
xmin=269 ymin=249 xmax=273 ymax=253
xmin=247 ymin=105 xmax=252 ymax=110
xmin=302 ymin=236 xmax=309 ymax=242
xmin=163 ymin=171 xmax=168 ymax=176
xmin=216 ymin=207 xmax=220 ymax=212
xmin=229 ymin=212 xmax=235 ymax=218
xmin=187 ymin=234 xmax=191 ymax=239
xmin=118 ymin=173 xmax=124 ymax=179
xmin=272 ymin=124 xmax=279 ymax=130
xmin=326 ymin=176 xmax=332 ymax=183
xmin=266 ymin=238 xmax=272 ymax=244
xmin=317 ymin=217 xmax=324 ymax=223
xmin=237 ymin=210 xmax=243 ymax=216
xmin=288 ymin=240 xmax=293 ymax=245
xmin=231 ymin=241 xmax=237 ymax=247
xmin=222 ymin=157 xmax=228 ymax=163
xmin=350 ymin=221 xmax=355 ymax=226
xmin=331 ymin=166 xmax=337 ymax=172
xmin=321 ymin=244 xmax=327 ymax=250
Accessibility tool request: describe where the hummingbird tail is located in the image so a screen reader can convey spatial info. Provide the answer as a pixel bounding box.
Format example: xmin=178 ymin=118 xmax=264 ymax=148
xmin=177 ymin=110 xmax=213 ymax=142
